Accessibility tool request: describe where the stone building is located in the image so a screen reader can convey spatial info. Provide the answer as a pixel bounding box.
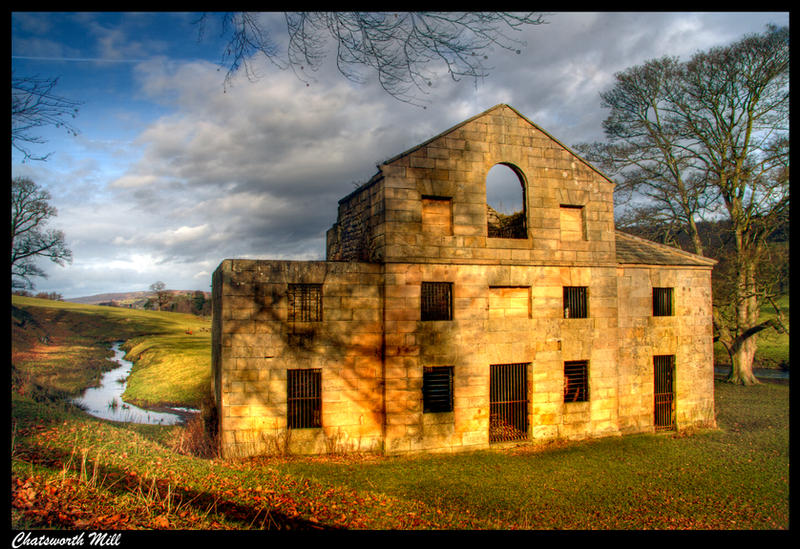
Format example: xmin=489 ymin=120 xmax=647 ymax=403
xmin=211 ymin=104 xmax=716 ymax=458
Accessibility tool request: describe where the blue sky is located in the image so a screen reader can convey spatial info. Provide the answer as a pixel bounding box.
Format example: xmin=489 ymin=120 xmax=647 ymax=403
xmin=11 ymin=12 xmax=789 ymax=299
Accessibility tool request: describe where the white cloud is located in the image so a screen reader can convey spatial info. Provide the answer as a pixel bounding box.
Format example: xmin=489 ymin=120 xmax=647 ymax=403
xmin=110 ymin=174 xmax=160 ymax=189
xmin=102 ymin=253 xmax=164 ymax=273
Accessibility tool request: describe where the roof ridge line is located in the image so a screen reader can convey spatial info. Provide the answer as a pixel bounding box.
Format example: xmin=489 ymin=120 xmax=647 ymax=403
xmin=379 ymin=103 xmax=508 ymax=166
xmin=379 ymin=104 xmax=615 ymax=185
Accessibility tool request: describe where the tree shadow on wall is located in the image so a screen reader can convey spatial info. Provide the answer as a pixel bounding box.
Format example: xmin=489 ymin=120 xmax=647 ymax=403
xmin=216 ymin=269 xmax=386 ymax=455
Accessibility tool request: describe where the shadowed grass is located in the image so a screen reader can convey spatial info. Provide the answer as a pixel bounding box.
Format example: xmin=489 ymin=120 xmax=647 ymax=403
xmin=12 ymin=380 xmax=788 ymax=530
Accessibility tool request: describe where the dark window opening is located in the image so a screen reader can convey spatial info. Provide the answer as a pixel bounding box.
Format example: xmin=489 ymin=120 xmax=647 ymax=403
xmin=564 ymin=360 xmax=589 ymax=403
xmin=421 ymin=282 xmax=453 ymax=321
xmin=423 ymin=366 xmax=454 ymax=413
xmin=654 ymin=355 xmax=675 ymax=431
xmin=287 ymin=368 xmax=321 ymax=429
xmin=489 ymin=363 xmax=529 ymax=442
xmin=486 ymin=163 xmax=527 ymax=239
xmin=288 ymin=284 xmax=323 ymax=322
xmin=563 ymin=286 xmax=588 ymax=318
xmin=653 ymin=287 xmax=674 ymax=316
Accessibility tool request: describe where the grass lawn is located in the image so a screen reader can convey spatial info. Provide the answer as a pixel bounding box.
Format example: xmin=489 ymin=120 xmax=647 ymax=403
xmin=10 ymin=295 xmax=790 ymax=530
xmin=262 ymin=381 xmax=789 ymax=529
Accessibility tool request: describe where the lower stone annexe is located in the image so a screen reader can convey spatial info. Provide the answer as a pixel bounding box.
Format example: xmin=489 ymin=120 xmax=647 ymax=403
xmin=212 ymin=259 xmax=385 ymax=458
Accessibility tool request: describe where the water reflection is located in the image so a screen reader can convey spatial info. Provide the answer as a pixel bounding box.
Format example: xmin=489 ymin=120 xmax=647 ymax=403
xmin=73 ymin=342 xmax=191 ymax=425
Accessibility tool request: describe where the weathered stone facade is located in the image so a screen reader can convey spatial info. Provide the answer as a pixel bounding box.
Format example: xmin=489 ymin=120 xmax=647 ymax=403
xmin=212 ymin=104 xmax=716 ymax=458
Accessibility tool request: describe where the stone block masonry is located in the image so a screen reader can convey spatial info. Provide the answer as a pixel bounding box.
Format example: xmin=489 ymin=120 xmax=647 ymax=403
xmin=212 ymin=260 xmax=385 ymax=457
xmin=212 ymin=104 xmax=716 ymax=458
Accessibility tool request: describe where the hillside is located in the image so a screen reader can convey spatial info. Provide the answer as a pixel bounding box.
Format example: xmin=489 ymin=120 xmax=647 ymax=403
xmin=66 ymin=290 xmax=154 ymax=305
xmin=66 ymin=289 xmax=212 ymax=313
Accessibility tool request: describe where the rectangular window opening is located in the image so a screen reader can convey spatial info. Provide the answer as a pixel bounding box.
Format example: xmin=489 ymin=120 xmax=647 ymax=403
xmin=653 ymin=287 xmax=674 ymax=316
xmin=564 ymin=360 xmax=589 ymax=403
xmin=489 ymin=363 xmax=529 ymax=442
xmin=287 ymin=368 xmax=321 ymax=429
xmin=288 ymin=284 xmax=323 ymax=322
xmin=560 ymin=205 xmax=585 ymax=241
xmin=488 ymin=286 xmax=531 ymax=319
xmin=422 ymin=196 xmax=453 ymax=236
xmin=423 ymin=366 xmax=454 ymax=413
xmin=563 ymin=286 xmax=588 ymax=318
xmin=421 ymin=282 xmax=453 ymax=321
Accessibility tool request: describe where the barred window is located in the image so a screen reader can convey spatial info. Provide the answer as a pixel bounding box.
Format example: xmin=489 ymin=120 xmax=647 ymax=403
xmin=421 ymin=282 xmax=453 ymax=321
xmin=563 ymin=286 xmax=588 ymax=318
xmin=288 ymin=284 xmax=322 ymax=322
xmin=564 ymin=360 xmax=589 ymax=403
xmin=423 ymin=366 xmax=454 ymax=413
xmin=653 ymin=355 xmax=676 ymax=431
xmin=653 ymin=287 xmax=674 ymax=316
xmin=489 ymin=363 xmax=529 ymax=442
xmin=287 ymin=368 xmax=321 ymax=429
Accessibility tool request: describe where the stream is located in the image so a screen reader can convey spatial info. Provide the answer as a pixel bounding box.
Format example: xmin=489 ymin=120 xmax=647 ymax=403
xmin=72 ymin=342 xmax=198 ymax=425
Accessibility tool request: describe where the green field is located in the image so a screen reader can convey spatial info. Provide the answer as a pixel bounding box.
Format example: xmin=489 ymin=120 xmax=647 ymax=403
xmin=10 ymin=295 xmax=790 ymax=530
xmin=12 ymin=295 xmax=211 ymax=408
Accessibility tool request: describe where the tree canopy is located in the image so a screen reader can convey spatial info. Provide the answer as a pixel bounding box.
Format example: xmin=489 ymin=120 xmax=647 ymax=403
xmin=11 ymin=177 xmax=73 ymax=289
xmin=576 ymin=24 xmax=789 ymax=385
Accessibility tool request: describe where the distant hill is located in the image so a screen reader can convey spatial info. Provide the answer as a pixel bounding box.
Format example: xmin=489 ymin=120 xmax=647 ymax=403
xmin=66 ymin=291 xmax=154 ymax=305
xmin=66 ymin=290 xmax=212 ymax=314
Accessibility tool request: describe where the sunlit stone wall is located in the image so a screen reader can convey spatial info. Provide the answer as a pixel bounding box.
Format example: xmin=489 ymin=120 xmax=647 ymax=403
xmin=212 ymin=104 xmax=716 ymax=458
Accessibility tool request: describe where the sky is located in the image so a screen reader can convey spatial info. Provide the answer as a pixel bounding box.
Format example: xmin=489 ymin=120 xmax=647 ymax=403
xmin=11 ymin=11 xmax=789 ymax=299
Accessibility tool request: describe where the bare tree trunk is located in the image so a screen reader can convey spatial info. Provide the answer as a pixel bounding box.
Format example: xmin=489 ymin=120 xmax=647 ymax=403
xmin=728 ymin=333 xmax=759 ymax=385
xmin=686 ymin=215 xmax=704 ymax=257
xmin=725 ymin=257 xmax=760 ymax=385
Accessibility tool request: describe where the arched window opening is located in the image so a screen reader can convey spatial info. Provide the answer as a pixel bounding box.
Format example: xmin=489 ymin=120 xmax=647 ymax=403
xmin=486 ymin=163 xmax=527 ymax=239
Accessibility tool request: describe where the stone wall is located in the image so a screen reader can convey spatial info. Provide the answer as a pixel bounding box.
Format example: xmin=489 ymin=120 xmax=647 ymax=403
xmin=376 ymin=105 xmax=616 ymax=267
xmin=212 ymin=259 xmax=384 ymax=458
xmin=212 ymin=104 xmax=716 ymax=458
xmin=326 ymin=175 xmax=385 ymax=262
xmin=616 ymin=265 xmax=716 ymax=432
xmin=325 ymin=105 xmax=616 ymax=268
xmin=380 ymin=261 xmax=622 ymax=454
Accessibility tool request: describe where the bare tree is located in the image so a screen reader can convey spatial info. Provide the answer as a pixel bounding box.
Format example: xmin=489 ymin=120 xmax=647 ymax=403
xmin=11 ymin=177 xmax=73 ymax=289
xmin=574 ymin=56 xmax=711 ymax=256
xmin=149 ymin=281 xmax=169 ymax=310
xmin=11 ymin=74 xmax=83 ymax=162
xmin=577 ymin=25 xmax=789 ymax=385
xmin=195 ymin=12 xmax=546 ymax=106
